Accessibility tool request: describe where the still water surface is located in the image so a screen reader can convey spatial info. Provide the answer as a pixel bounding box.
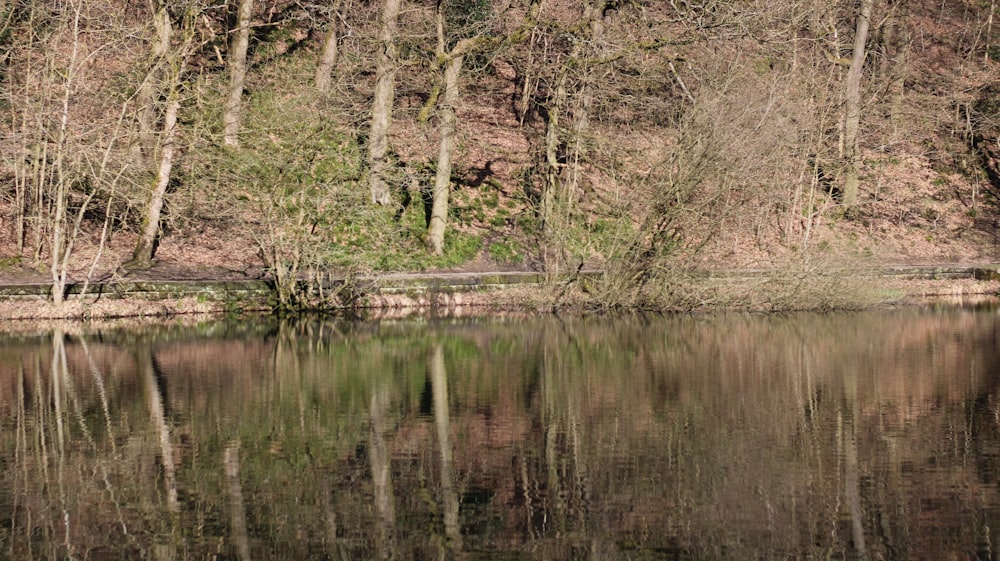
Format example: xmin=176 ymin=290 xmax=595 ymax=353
xmin=2 ymin=305 xmax=1000 ymax=560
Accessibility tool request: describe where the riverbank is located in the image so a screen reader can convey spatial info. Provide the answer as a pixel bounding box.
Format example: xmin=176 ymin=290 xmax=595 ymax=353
xmin=0 ymin=265 xmax=998 ymax=322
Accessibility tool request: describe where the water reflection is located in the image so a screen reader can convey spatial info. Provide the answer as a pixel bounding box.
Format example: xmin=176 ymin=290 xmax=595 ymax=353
xmin=2 ymin=305 xmax=1000 ymax=560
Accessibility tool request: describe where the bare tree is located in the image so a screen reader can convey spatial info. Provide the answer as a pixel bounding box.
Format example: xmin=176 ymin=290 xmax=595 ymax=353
xmin=315 ymin=0 xmax=343 ymax=94
xmin=223 ymin=0 xmax=253 ymax=147
xmin=135 ymin=0 xmax=173 ymax=163
xmin=426 ymin=0 xmax=502 ymax=255
xmin=842 ymin=0 xmax=873 ymax=208
xmin=427 ymin=16 xmax=473 ymax=254
xmin=367 ymin=0 xmax=401 ymax=206
xmin=540 ymin=0 xmax=606 ymax=240
xmin=130 ymin=7 xmax=199 ymax=268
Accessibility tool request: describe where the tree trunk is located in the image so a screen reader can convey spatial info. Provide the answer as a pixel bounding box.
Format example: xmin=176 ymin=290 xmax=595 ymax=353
xmin=131 ymin=93 xmax=180 ymax=268
xmin=223 ymin=0 xmax=253 ymax=148
xmin=541 ymin=69 xmax=565 ymax=235
xmin=315 ymin=0 xmax=342 ymax=94
xmin=367 ymin=0 xmax=401 ymax=206
xmin=428 ymin=51 xmax=464 ymax=256
xmin=135 ymin=0 xmax=172 ymax=163
xmin=541 ymin=1 xmax=604 ymax=244
xmin=881 ymin=1 xmax=910 ymax=137
xmin=130 ymin=6 xmax=197 ymax=268
xmin=50 ymin=0 xmax=82 ymax=304
xmin=842 ymin=0 xmax=873 ymax=208
xmin=564 ymin=1 xmax=605 ymax=204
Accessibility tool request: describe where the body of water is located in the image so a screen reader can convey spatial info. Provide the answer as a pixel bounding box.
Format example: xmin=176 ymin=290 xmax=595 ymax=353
xmin=2 ymin=305 xmax=1000 ymax=560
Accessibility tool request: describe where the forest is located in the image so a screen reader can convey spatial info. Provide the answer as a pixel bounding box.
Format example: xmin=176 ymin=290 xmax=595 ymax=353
xmin=2 ymin=0 xmax=1000 ymax=308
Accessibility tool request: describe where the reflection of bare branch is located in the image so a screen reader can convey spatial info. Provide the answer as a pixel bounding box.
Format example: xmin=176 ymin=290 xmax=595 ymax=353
xmin=431 ymin=344 xmax=461 ymax=549
xmin=844 ymin=426 xmax=867 ymax=561
xmin=80 ymin=338 xmax=116 ymax=452
xmin=52 ymin=330 xmax=75 ymax=558
xmin=51 ymin=330 xmax=66 ymax=455
xmin=225 ymin=441 xmax=252 ymax=561
xmin=844 ymin=372 xmax=868 ymax=561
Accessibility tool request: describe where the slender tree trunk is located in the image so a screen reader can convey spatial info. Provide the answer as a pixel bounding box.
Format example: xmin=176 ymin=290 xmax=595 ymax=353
xmin=367 ymin=0 xmax=401 ymax=206
xmin=315 ymin=0 xmax=342 ymax=93
xmin=541 ymin=69 xmax=565 ymax=236
xmin=49 ymin=0 xmax=82 ymax=305
xmin=564 ymin=1 xmax=605 ymax=207
xmin=882 ymin=1 xmax=911 ymax=137
xmin=842 ymin=0 xmax=873 ymax=208
xmin=223 ymin=0 xmax=253 ymax=147
xmin=428 ymin=51 xmax=464 ymax=256
xmin=541 ymin=1 xmax=603 ymax=244
xmin=986 ymin=0 xmax=996 ymax=63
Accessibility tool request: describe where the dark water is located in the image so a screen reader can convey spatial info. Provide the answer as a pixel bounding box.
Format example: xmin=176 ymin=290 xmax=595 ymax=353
xmin=2 ymin=305 xmax=1000 ymax=560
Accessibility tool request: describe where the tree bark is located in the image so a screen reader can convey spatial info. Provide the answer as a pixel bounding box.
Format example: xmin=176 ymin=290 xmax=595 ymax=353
xmin=223 ymin=0 xmax=253 ymax=147
xmin=367 ymin=0 xmax=401 ymax=206
xmin=315 ymin=0 xmax=342 ymax=94
xmin=842 ymin=0 xmax=873 ymax=208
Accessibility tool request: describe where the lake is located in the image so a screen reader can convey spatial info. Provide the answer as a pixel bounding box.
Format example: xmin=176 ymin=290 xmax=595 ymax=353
xmin=2 ymin=304 xmax=999 ymax=560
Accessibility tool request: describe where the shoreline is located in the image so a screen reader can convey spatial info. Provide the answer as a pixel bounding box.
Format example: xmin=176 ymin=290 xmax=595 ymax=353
xmin=0 ymin=266 xmax=997 ymax=322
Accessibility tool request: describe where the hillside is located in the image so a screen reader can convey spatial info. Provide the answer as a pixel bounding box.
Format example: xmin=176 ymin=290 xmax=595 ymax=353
xmin=1 ymin=0 xmax=1000 ymax=308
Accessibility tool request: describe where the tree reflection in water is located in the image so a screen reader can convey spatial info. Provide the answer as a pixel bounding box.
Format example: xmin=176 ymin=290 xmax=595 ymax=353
xmin=1 ymin=305 xmax=999 ymax=560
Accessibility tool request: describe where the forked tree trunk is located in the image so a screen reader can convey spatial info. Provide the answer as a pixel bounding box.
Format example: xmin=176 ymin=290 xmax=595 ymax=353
xmin=842 ymin=0 xmax=873 ymax=208
xmin=315 ymin=0 xmax=342 ymax=93
xmin=367 ymin=0 xmax=401 ymax=206
xmin=223 ymin=0 xmax=253 ymax=147
xmin=880 ymin=0 xmax=911 ymax=137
